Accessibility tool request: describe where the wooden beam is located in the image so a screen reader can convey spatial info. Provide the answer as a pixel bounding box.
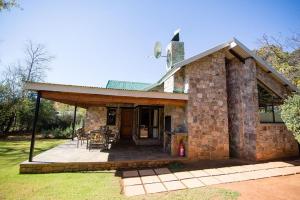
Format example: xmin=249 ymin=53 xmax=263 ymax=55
xmin=72 ymin=105 xmax=77 ymax=141
xmin=229 ymin=49 xmax=245 ymax=63
xmin=29 ymin=91 xmax=41 ymax=162
xmin=40 ymin=91 xmax=187 ymax=107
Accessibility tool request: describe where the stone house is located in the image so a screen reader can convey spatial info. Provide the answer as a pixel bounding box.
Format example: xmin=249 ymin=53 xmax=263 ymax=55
xmin=25 ymin=33 xmax=299 ymax=161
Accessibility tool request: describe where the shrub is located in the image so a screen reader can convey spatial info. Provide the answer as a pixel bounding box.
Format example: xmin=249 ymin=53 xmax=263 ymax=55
xmin=281 ymin=94 xmax=300 ymax=143
xmin=52 ymin=127 xmax=73 ymax=139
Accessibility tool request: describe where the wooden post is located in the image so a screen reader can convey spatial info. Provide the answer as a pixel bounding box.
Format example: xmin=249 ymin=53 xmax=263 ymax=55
xmin=29 ymin=91 xmax=41 ymax=162
xmin=72 ymin=105 xmax=77 ymax=140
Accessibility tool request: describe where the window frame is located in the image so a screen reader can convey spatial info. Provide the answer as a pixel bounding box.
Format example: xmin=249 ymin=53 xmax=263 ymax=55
xmin=106 ymin=107 xmax=117 ymax=126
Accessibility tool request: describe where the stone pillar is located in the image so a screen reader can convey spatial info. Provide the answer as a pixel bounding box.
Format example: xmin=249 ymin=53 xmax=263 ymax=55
xmin=242 ymin=58 xmax=259 ymax=160
xmin=186 ymin=51 xmax=229 ymax=160
xmin=226 ymin=57 xmax=259 ymax=160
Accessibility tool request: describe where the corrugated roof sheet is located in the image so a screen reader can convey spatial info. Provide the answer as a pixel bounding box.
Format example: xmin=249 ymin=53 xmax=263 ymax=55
xmin=106 ymin=80 xmax=152 ymax=91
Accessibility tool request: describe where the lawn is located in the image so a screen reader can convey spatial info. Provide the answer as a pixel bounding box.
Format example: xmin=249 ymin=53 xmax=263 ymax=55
xmin=0 ymin=139 xmax=239 ymax=200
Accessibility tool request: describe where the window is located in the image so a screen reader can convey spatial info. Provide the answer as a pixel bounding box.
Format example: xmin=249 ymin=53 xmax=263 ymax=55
xmin=107 ymin=108 xmax=116 ymax=125
xmin=138 ymin=106 xmax=160 ymax=139
xmin=258 ymin=84 xmax=283 ymax=123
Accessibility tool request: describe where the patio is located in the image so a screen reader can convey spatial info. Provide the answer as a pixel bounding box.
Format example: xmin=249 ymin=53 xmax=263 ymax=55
xmin=20 ymin=140 xmax=187 ymax=173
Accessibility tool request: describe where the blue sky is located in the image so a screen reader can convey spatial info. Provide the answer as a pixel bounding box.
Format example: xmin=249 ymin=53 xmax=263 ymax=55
xmin=0 ymin=0 xmax=299 ymax=87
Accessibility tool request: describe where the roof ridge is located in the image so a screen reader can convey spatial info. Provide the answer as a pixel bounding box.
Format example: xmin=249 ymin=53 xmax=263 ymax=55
xmin=107 ymin=80 xmax=152 ymax=84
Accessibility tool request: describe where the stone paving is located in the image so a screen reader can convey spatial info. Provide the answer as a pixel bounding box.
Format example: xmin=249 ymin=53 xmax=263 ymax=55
xmin=122 ymin=160 xmax=300 ymax=196
xmin=28 ymin=140 xmax=175 ymax=163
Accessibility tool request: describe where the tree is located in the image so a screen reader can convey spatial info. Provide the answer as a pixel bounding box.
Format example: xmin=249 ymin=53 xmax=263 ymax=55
xmin=0 ymin=0 xmax=19 ymax=11
xmin=280 ymin=94 xmax=300 ymax=143
xmin=0 ymin=40 xmax=53 ymax=135
xmin=256 ymin=34 xmax=300 ymax=87
xmin=23 ymin=40 xmax=54 ymax=82
xmin=257 ymin=33 xmax=300 ymax=144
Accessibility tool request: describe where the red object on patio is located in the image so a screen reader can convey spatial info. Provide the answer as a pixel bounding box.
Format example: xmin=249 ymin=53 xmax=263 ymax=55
xmin=179 ymin=141 xmax=185 ymax=157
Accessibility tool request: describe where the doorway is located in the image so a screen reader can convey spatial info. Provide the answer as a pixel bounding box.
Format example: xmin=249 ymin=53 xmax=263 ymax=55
xmin=120 ymin=108 xmax=134 ymax=139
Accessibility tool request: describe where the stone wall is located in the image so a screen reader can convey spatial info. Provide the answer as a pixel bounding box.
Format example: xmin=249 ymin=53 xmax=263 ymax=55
xmin=257 ymin=124 xmax=299 ymax=160
xmin=185 ymin=51 xmax=229 ymax=160
xmin=164 ymin=105 xmax=186 ymax=132
xmin=226 ymin=58 xmax=259 ymax=160
xmin=84 ymin=106 xmax=120 ymax=132
xmin=20 ymin=158 xmax=187 ymax=174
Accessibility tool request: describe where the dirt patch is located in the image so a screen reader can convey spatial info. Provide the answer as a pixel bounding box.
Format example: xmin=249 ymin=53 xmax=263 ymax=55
xmin=216 ymin=174 xmax=300 ymax=200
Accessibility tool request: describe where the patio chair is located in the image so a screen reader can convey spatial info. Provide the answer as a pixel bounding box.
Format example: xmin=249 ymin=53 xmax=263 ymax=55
xmin=88 ymin=130 xmax=108 ymax=151
xmin=107 ymin=129 xmax=120 ymax=144
xmin=76 ymin=128 xmax=88 ymax=148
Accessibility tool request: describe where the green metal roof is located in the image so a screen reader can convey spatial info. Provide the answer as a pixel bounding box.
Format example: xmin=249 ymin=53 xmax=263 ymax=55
xmin=106 ymin=80 xmax=152 ymax=91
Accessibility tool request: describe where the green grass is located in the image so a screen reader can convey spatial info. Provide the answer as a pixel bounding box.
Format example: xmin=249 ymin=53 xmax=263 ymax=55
xmin=0 ymin=140 xmax=239 ymax=200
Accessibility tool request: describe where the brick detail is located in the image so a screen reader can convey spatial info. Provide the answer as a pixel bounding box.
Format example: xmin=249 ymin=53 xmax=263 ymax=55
xmin=226 ymin=58 xmax=259 ymax=160
xmin=256 ymin=124 xmax=299 ymax=160
xmin=186 ymin=51 xmax=229 ymax=160
xmin=19 ymin=159 xmax=187 ymax=174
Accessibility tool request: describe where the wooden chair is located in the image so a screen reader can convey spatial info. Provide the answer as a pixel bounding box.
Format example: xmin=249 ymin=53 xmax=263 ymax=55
xmin=76 ymin=128 xmax=88 ymax=148
xmin=88 ymin=130 xmax=108 ymax=151
xmin=107 ymin=129 xmax=120 ymax=144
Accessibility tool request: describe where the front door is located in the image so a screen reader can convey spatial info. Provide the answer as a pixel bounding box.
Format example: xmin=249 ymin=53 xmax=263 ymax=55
xmin=121 ymin=108 xmax=134 ymax=139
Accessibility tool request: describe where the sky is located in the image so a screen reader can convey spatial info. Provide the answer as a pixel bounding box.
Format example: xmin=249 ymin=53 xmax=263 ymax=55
xmin=0 ymin=0 xmax=299 ymax=87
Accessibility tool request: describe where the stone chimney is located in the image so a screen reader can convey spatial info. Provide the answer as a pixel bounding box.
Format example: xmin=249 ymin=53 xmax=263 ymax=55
xmin=166 ymin=30 xmax=185 ymax=71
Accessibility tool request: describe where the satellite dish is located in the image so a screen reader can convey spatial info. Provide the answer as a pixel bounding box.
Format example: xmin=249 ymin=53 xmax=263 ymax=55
xmin=154 ymin=41 xmax=162 ymax=58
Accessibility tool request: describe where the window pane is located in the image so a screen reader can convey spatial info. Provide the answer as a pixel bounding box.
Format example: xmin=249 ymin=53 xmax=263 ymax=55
xmin=140 ymin=109 xmax=149 ymax=126
xmin=153 ymin=109 xmax=158 ymax=126
xmin=274 ymin=106 xmax=283 ymax=123
xmin=259 ymin=106 xmax=273 ymax=123
xmin=107 ymin=108 xmax=116 ymax=125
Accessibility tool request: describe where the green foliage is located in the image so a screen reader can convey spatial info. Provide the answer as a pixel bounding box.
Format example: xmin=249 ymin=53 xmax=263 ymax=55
xmin=256 ymin=34 xmax=300 ymax=88
xmin=0 ymin=0 xmax=18 ymax=11
xmin=280 ymin=94 xmax=300 ymax=143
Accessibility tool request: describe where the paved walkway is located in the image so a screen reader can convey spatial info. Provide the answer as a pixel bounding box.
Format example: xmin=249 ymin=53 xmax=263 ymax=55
xmin=121 ymin=160 xmax=300 ymax=196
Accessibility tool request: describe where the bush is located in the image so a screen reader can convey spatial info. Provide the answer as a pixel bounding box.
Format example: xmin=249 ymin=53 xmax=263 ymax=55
xmin=281 ymin=94 xmax=300 ymax=143
xmin=42 ymin=127 xmax=73 ymax=139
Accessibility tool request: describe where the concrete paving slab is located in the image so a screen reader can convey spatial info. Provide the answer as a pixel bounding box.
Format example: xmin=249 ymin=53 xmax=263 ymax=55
xmin=218 ymin=167 xmax=238 ymax=174
xmin=203 ymin=168 xmax=224 ymax=176
xmin=228 ymin=166 xmax=246 ymax=173
xmin=189 ymin=170 xmax=210 ymax=177
xmin=123 ymin=177 xmax=142 ymax=186
xmin=214 ymin=174 xmax=238 ymax=183
xmin=163 ymin=180 xmax=186 ymax=191
xmin=139 ymin=169 xmax=155 ymax=176
xmin=198 ymin=176 xmax=221 ymax=185
xmin=174 ymin=171 xmax=194 ymax=180
xmin=265 ymin=168 xmax=285 ymax=177
xmin=123 ymin=170 xmax=139 ymax=178
xmin=144 ymin=182 xmax=167 ymax=194
xmin=181 ymin=178 xmax=205 ymax=188
xmin=158 ymin=173 xmax=178 ymax=182
xmin=124 ymin=185 xmax=145 ymax=196
xmin=141 ymin=175 xmax=160 ymax=184
xmin=154 ymin=168 xmax=172 ymax=175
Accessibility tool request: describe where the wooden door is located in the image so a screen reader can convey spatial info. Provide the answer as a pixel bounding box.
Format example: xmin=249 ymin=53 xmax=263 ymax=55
xmin=121 ymin=108 xmax=134 ymax=139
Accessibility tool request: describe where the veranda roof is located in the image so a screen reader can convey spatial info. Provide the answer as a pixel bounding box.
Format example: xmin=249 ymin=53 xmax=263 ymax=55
xmin=24 ymin=82 xmax=188 ymax=108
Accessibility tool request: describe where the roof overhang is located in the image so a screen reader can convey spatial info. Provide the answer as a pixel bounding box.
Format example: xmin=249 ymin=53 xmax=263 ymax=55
xmin=24 ymin=82 xmax=188 ymax=107
xmin=153 ymin=38 xmax=299 ymax=93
